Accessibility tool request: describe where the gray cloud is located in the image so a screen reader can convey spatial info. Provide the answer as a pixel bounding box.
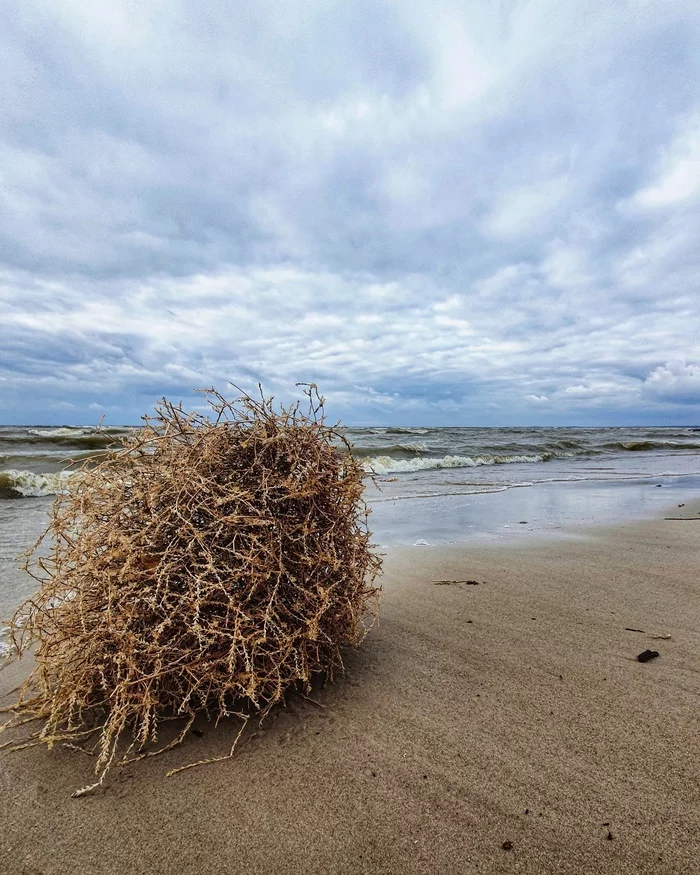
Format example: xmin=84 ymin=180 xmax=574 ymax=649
xmin=1 ymin=0 xmax=700 ymax=424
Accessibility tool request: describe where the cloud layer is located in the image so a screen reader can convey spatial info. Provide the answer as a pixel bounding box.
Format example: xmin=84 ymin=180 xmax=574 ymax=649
xmin=2 ymin=0 xmax=700 ymax=424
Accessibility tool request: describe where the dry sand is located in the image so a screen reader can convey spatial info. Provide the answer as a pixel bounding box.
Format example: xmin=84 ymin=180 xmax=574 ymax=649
xmin=1 ymin=504 xmax=699 ymax=875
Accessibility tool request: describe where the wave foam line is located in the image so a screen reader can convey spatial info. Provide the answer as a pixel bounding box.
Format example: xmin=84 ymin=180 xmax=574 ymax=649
xmin=364 ymin=453 xmax=544 ymax=475
xmin=26 ymin=427 xmax=92 ymax=438
xmin=369 ymin=485 xmax=514 ymax=502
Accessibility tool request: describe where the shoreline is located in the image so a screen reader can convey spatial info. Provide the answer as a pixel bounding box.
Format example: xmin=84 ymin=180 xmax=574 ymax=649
xmin=368 ymin=474 xmax=700 ymax=548
xmin=1 ymin=501 xmax=699 ymax=873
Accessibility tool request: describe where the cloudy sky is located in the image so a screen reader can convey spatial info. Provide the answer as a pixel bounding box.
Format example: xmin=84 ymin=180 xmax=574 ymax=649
xmin=2 ymin=0 xmax=700 ymax=425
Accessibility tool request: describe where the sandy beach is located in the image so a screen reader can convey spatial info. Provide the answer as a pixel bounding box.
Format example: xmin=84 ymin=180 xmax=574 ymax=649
xmin=1 ymin=503 xmax=699 ymax=875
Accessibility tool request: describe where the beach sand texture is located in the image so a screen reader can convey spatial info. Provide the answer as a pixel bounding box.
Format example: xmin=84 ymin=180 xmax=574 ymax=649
xmin=1 ymin=509 xmax=699 ymax=874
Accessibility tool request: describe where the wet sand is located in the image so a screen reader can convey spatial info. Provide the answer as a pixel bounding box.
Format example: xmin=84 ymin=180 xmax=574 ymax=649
xmin=1 ymin=503 xmax=699 ymax=874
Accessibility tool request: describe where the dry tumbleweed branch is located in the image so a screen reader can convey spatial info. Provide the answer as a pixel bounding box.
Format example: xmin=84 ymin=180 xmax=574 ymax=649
xmin=0 ymin=385 xmax=381 ymax=795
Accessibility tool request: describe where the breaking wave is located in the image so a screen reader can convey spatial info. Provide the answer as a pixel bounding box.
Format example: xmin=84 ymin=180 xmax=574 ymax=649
xmin=0 ymin=469 xmax=76 ymax=498
xmin=26 ymin=427 xmax=91 ymax=438
xmin=601 ymin=440 xmax=700 ymax=452
xmin=364 ymin=453 xmax=545 ymax=475
xmin=22 ymin=428 xmax=125 ymax=449
xmin=0 ymin=427 xmax=129 ymax=451
xmin=352 ymin=443 xmax=430 ymax=458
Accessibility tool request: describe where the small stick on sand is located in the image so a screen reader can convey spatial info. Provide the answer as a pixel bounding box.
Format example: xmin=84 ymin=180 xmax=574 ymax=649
xmin=432 ymin=579 xmax=480 ymax=586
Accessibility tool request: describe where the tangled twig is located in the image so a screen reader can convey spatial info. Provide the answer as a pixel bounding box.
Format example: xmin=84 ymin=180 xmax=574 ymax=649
xmin=0 ymin=384 xmax=381 ymax=793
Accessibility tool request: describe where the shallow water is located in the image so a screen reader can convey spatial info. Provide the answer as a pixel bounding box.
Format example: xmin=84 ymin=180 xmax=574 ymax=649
xmin=368 ymin=474 xmax=700 ymax=547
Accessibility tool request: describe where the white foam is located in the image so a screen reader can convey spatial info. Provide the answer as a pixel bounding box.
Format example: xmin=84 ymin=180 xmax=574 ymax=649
xmin=0 ymin=468 xmax=76 ymax=496
xmin=0 ymin=627 xmax=12 ymax=659
xmin=27 ymin=427 xmax=88 ymax=438
xmin=364 ymin=453 xmax=543 ymax=475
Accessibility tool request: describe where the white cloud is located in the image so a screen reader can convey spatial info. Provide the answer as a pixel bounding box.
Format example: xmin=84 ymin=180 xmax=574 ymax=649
xmin=429 ymin=13 xmax=495 ymax=111
xmin=643 ymin=361 xmax=700 ymax=403
xmin=539 ymin=242 xmax=592 ymax=290
xmin=630 ymin=114 xmax=700 ymax=210
xmin=483 ymin=176 xmax=570 ymax=241
xmin=1 ymin=1 xmax=700 ymax=424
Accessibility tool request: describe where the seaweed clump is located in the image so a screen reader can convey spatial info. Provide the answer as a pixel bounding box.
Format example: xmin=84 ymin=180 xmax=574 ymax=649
xmin=1 ymin=386 xmax=381 ymax=794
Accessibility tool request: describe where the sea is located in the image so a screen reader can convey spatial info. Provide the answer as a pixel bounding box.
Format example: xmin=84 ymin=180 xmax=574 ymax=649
xmin=2 ymin=424 xmax=700 ymax=656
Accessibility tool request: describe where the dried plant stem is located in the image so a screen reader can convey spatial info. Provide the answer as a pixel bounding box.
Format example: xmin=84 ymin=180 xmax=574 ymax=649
xmin=2 ymin=384 xmax=381 ymax=794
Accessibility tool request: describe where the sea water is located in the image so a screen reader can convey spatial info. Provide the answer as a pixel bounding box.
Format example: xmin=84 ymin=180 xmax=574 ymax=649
xmin=2 ymin=424 xmax=699 ymax=653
